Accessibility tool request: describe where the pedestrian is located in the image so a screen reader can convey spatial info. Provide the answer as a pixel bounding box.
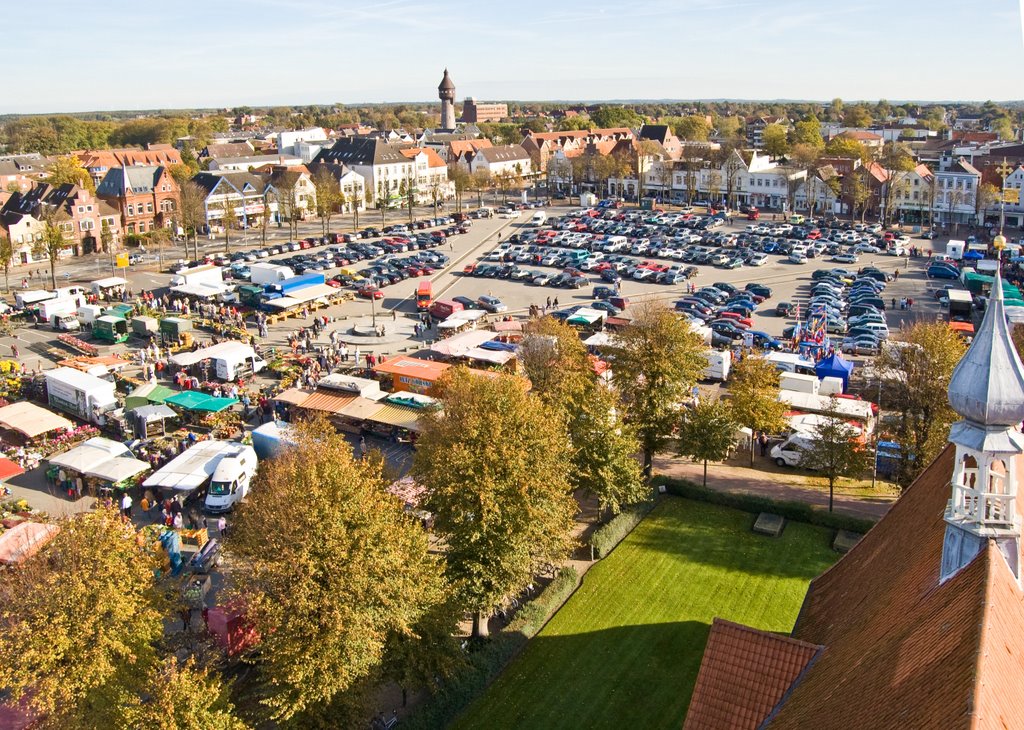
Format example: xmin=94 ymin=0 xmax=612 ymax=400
xmin=217 ymin=515 xmax=228 ymax=538
xmin=121 ymin=491 xmax=133 ymax=517
xmin=10 ymin=344 xmax=18 ymax=360
xmin=893 ymin=269 xmax=899 ymax=280
xmin=172 ymin=511 xmax=184 ymax=530
xmin=392 ymin=309 xmax=397 ymax=321
xmin=891 ymin=297 xmax=897 ymax=309
xmin=358 ymin=436 xmax=367 ymax=459
xmin=758 ymin=432 xmax=769 ymax=457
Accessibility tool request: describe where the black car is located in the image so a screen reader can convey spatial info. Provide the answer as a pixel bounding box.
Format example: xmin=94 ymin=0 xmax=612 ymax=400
xmin=452 ymin=295 xmax=481 ymax=310
xmin=775 ymin=301 xmax=794 ymax=317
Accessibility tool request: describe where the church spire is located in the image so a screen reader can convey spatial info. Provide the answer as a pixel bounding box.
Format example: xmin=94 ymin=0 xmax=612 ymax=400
xmin=943 ymin=264 xmax=1024 ymax=582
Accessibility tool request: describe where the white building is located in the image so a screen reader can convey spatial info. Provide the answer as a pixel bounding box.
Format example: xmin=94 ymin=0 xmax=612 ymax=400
xmin=277 ymin=128 xmax=328 ymax=159
xmin=463 ymin=145 xmax=534 ymax=179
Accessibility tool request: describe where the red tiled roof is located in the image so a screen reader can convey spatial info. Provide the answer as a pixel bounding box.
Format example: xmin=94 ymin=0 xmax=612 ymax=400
xmin=683 ymin=620 xmax=820 ymax=730
xmin=449 ymin=139 xmax=492 ymax=157
xmin=839 ymin=130 xmax=883 ymax=141
xmin=767 ymin=445 xmax=1023 ymax=729
xmin=687 ymin=442 xmax=1024 ymax=729
xmin=400 ymin=147 xmax=448 ymax=168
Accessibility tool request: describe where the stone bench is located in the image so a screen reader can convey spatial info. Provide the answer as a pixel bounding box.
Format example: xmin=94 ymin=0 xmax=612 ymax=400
xmin=832 ymin=530 xmax=863 ymax=553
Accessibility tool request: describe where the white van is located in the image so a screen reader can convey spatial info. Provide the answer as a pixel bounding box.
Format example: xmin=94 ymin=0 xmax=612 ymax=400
xmin=205 ymin=446 xmax=258 ymax=513
xmin=530 ymin=211 xmax=548 ymax=226
xmin=770 ymin=434 xmax=815 ymax=467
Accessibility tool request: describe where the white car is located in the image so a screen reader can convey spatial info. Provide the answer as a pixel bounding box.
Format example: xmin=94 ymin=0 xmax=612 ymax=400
xmin=748 ymin=253 xmax=769 ymax=266
xmin=854 ymin=243 xmax=882 ymax=254
xmin=789 ymin=252 xmax=808 ymax=264
xmin=833 ymin=252 xmax=859 ymax=264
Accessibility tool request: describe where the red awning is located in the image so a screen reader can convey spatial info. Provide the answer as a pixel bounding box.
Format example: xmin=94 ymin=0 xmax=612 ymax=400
xmin=0 ymin=457 xmax=25 ymax=482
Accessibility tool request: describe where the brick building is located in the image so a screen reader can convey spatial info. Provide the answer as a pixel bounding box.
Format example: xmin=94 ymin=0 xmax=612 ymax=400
xmin=459 ymin=98 xmax=508 ymax=123
xmin=95 ymin=165 xmax=179 ymax=237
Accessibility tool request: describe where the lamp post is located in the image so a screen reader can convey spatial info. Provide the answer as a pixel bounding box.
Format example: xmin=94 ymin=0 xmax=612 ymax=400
xmin=995 ymin=158 xmax=1013 ymax=241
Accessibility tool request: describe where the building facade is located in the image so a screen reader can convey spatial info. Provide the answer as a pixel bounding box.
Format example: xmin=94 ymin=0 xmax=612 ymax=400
xmin=459 ymin=98 xmax=508 ymax=123
xmin=95 ymin=165 xmax=179 ymax=237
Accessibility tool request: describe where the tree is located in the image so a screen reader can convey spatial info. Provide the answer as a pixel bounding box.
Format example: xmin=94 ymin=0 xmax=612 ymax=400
xmin=412 ymin=369 xmax=576 ymax=637
xmin=214 ymin=195 xmax=237 ymax=253
xmin=791 ymin=117 xmax=825 ymax=151
xmin=178 ymin=180 xmax=207 ymax=261
xmin=879 ymin=142 xmax=915 ymax=226
xmin=470 ymin=168 xmax=491 ymax=208
xmin=44 ymin=154 xmax=95 ymax=193
xmin=608 ymin=303 xmax=707 ymax=477
xmin=977 ymin=182 xmax=1000 ymax=222
xmin=547 ymin=158 xmax=573 ymax=199
xmin=590 ymin=106 xmax=644 ymax=129
xmin=0 ymin=234 xmax=13 ymax=292
xmin=35 ymin=206 xmax=72 ymax=288
xmin=227 ymin=416 xmax=445 ymax=722
xmin=448 ymin=164 xmax=470 ymax=213
xmin=798 ymin=399 xmax=871 ymax=511
xmin=673 ymin=115 xmax=710 ymax=142
xmin=168 ymin=163 xmax=196 ymax=188
xmin=115 ymin=657 xmax=247 ymax=730
xmin=728 ymin=355 xmax=789 ymax=466
xmin=829 ymin=97 xmax=845 ymax=122
xmin=843 ymin=168 xmax=872 ymax=222
xmin=876 ymin=322 xmax=968 ymax=488
xmin=494 ymin=168 xmax=516 ymax=203
xmin=843 ymin=105 xmax=874 ymax=128
xmin=557 ymin=116 xmax=592 ymax=131
xmin=312 ymin=166 xmax=341 ymax=235
xmin=0 ymin=507 xmax=162 ymax=724
xmin=521 ymin=318 xmax=647 ymax=515
xmin=713 ymin=114 xmax=743 ymax=143
xmin=992 ymin=115 xmax=1015 ymax=141
xmin=762 ymin=124 xmax=790 ymax=157
xmin=259 ymin=191 xmax=272 ymax=246
xmin=677 ymin=397 xmax=738 ymax=486
xmin=276 ymin=183 xmax=301 ymax=240
xmin=824 ymin=135 xmax=868 ymax=162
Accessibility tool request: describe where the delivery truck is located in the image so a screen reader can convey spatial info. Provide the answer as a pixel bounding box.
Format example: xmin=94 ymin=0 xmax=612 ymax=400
xmin=44 ymin=367 xmax=118 ymax=424
xmin=170 ymin=264 xmax=224 ymax=288
xmin=15 ymin=290 xmax=55 ymax=309
xmin=37 ymin=298 xmax=81 ymax=330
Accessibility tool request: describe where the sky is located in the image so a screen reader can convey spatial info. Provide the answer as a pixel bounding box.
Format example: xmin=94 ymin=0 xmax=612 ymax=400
xmin=5 ymin=0 xmax=1022 ymax=114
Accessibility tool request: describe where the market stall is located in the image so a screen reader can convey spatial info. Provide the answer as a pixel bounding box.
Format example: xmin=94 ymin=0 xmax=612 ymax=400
xmin=164 ymin=391 xmax=238 ymax=413
xmin=129 ymin=404 xmax=178 ymax=439
xmin=0 ymin=402 xmax=73 ymax=442
xmin=0 ymin=522 xmax=60 ymax=566
xmin=83 ymin=455 xmax=150 ymax=493
xmin=125 ymin=382 xmax=177 ymax=411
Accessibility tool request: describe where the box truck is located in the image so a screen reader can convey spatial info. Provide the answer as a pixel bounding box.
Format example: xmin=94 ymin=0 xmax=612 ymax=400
xmin=44 ymin=367 xmax=118 ymax=424
xmin=702 ymin=350 xmax=731 ymax=381
xmin=170 ymin=264 xmax=224 ymax=288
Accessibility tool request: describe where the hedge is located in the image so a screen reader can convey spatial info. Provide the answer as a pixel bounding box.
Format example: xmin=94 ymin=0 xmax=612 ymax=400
xmin=589 ymin=501 xmax=657 ymax=558
xmin=402 ymin=566 xmax=581 ymax=729
xmin=653 ymin=476 xmax=878 ymax=534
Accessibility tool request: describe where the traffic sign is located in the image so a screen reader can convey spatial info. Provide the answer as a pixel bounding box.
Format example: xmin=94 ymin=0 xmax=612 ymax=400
xmin=115 ymin=253 xmax=129 ymax=268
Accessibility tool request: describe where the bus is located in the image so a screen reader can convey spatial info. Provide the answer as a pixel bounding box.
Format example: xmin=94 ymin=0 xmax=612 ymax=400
xmin=416 ymin=280 xmax=433 ymax=311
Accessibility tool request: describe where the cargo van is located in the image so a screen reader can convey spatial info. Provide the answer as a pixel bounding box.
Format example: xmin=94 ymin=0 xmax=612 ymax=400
xmin=205 ymin=445 xmax=259 ymax=513
xmin=770 ymin=433 xmax=815 ymax=467
xmin=530 ymin=211 xmax=548 ymax=226
xmin=429 ymin=299 xmax=463 ymax=320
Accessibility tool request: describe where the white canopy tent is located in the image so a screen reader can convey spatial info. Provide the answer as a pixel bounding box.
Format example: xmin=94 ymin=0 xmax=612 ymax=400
xmin=48 ymin=437 xmax=132 ymax=473
xmin=84 ymin=456 xmax=150 ymax=483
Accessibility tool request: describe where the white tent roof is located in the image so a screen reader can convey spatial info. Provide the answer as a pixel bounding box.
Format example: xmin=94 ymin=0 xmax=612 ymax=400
xmin=462 ymin=347 xmax=515 ymax=364
xmin=263 ymin=284 xmax=337 ymax=309
xmin=171 ymin=341 xmax=255 ymax=367
xmin=171 ymin=283 xmax=229 ymax=299
xmin=84 ymin=456 xmax=150 ymax=483
xmin=143 ymin=440 xmax=247 ymax=491
xmin=429 ymin=330 xmax=496 ymax=357
xmin=92 ymin=277 xmax=128 ymax=289
xmin=0 ymin=402 xmax=74 ymax=438
xmin=48 ymin=437 xmax=131 ymax=473
xmin=779 ymin=390 xmax=875 ymax=423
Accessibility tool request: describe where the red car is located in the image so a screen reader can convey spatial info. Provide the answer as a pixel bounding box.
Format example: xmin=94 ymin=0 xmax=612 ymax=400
xmin=358 ymin=286 xmax=384 ymax=300
xmin=716 ymin=312 xmax=753 ymax=328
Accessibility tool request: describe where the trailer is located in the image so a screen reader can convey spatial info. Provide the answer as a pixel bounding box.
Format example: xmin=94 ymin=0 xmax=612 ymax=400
xmin=44 ymin=366 xmax=118 ymax=424
xmin=947 ymin=289 xmax=974 ymax=323
xmin=15 ymin=290 xmax=56 ymax=308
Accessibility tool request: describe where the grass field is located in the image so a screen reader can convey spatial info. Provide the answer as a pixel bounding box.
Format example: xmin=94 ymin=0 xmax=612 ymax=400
xmin=454 ymin=498 xmax=837 ymax=730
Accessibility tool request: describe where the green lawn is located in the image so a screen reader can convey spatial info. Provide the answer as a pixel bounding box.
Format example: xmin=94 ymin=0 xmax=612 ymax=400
xmin=454 ymin=498 xmax=837 ymax=730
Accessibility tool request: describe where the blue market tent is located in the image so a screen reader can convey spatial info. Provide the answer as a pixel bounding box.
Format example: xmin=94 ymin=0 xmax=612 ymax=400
xmin=815 ymin=353 xmax=854 ymax=392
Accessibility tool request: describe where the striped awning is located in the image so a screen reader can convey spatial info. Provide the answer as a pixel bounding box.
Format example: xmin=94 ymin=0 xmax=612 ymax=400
xmin=296 ymin=390 xmax=357 ymax=414
xmin=365 ymin=403 xmax=426 ymax=432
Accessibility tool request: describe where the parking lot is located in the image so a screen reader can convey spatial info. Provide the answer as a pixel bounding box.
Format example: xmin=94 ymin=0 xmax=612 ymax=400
xmin=5 ymin=202 xmax=952 ymax=370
